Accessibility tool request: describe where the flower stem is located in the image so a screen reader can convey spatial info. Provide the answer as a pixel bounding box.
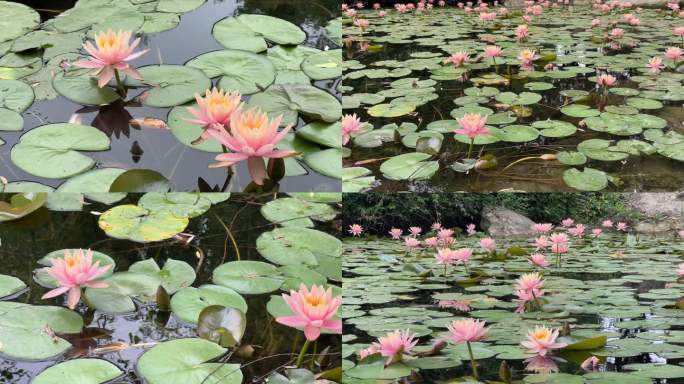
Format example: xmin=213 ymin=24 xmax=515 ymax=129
xmin=467 ymin=138 xmax=474 ymax=159
xmin=114 ymin=69 xmax=126 ymax=98
xmin=463 ymin=261 xmax=470 ymax=275
xmin=296 ymin=339 xmax=311 ymax=368
xmin=467 ymin=341 xmax=479 ymax=380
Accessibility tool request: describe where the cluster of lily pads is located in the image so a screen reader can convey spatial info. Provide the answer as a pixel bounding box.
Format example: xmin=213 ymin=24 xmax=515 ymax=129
xmin=341 ymin=3 xmax=684 ymax=192
xmin=0 ymin=192 xmax=342 ymax=383
xmin=342 ymin=220 xmax=684 ymax=382
xmin=0 ymin=0 xmax=343 ymax=190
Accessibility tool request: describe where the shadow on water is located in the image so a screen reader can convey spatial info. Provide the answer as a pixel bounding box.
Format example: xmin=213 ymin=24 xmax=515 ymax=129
xmin=0 ymin=0 xmax=342 ymax=192
xmin=0 ymin=193 xmax=341 ymax=383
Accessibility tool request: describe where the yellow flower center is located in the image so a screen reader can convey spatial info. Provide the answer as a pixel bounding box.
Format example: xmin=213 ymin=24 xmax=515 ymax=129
xmin=532 ymin=328 xmax=551 ymax=341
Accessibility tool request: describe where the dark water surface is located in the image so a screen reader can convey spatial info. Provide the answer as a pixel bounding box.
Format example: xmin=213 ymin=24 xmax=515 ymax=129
xmin=0 ymin=0 xmax=341 ymax=192
xmin=0 ymin=194 xmax=341 ymax=383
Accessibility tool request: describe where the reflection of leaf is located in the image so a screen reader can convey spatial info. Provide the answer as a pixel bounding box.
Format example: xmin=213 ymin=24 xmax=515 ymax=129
xmin=0 ymin=192 xmax=47 ymax=222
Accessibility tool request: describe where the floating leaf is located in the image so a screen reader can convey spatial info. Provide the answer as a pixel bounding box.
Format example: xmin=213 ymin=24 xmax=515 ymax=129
xmin=129 ymin=258 xmax=196 ymax=294
xmin=563 ymin=168 xmax=608 ymax=191
xmin=212 ymin=14 xmax=306 ymax=53
xmin=380 ymin=153 xmax=439 ymax=181
xmin=197 ymin=305 xmax=246 ymax=347
xmin=171 ymin=285 xmax=248 ymax=323
xmin=256 ymin=227 xmax=342 ymax=266
xmin=213 ymin=261 xmax=283 ymax=294
xmin=98 ymin=204 xmax=189 ymax=243
xmin=33 ymin=359 xmax=123 ymax=384
xmin=186 ymin=50 xmax=275 ymax=95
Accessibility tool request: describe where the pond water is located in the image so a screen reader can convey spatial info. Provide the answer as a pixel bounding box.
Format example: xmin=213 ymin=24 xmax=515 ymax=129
xmin=0 ymin=193 xmax=341 ymax=383
xmin=0 ymin=0 xmax=342 ymax=192
xmin=342 ymin=6 xmax=684 ymax=192
xmin=342 ymin=231 xmax=684 ymax=383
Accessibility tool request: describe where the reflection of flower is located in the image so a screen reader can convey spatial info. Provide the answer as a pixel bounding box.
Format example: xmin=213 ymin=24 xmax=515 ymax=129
xmin=372 ymin=329 xmax=418 ymax=365
xmin=74 ymin=30 xmax=149 ymax=88
xmin=207 ymin=108 xmax=297 ymax=185
xmin=581 ymin=356 xmax=600 ymax=371
xmin=438 ymin=299 xmax=472 ymax=312
xmin=41 ymin=249 xmax=111 ymax=310
xmin=525 ymin=355 xmax=560 ymax=373
xmin=276 ymin=284 xmax=342 ymax=341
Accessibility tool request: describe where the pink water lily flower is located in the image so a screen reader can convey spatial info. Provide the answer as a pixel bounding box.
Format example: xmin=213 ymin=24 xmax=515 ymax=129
xmin=665 ymin=47 xmax=683 ymax=63
xmin=610 ymin=27 xmax=624 ymax=38
xmin=438 ymin=228 xmax=454 ymax=240
xmin=535 ymin=236 xmax=549 ymax=249
xmin=516 ymin=272 xmax=545 ymax=293
xmin=436 ymin=248 xmax=456 ymax=265
xmin=276 ymin=284 xmax=342 ymax=341
xmin=581 ymin=356 xmax=600 ymax=371
xmin=41 ymin=249 xmax=111 ymax=310
xmin=425 ymin=237 xmax=439 ymax=248
xmin=678 ymin=229 xmax=684 ymax=239
xmin=405 ymin=237 xmax=421 ymax=248
xmin=186 ymin=88 xmax=243 ymax=144
xmin=466 ymin=223 xmax=477 ymax=236
xmin=446 ymin=319 xmax=488 ymax=344
xmin=484 ymin=45 xmax=503 ymax=58
xmin=452 ymin=248 xmax=473 ymax=262
xmin=591 ymin=18 xmax=601 ymax=28
xmin=389 ymin=227 xmax=403 ymax=239
xmin=591 ymin=228 xmax=603 ymax=238
xmin=516 ymin=24 xmax=530 ymax=41
xmin=208 ymin=108 xmax=297 ymax=185
xmin=616 ymin=222 xmax=628 ymax=231
xmin=480 ymin=238 xmax=496 ymax=253
xmin=568 ymin=224 xmax=585 ymax=238
xmin=602 ymin=219 xmax=614 ymax=228
xmin=372 ymin=329 xmax=418 ymax=365
xmin=431 ymin=222 xmax=442 ymax=230
xmin=677 ymin=263 xmax=684 ymax=277
xmin=675 ymin=26 xmax=684 ymax=36
xmin=529 ymin=253 xmax=549 ymax=268
xmin=533 ymin=223 xmax=554 ymax=233
xmin=342 ymin=114 xmax=363 ymax=145
xmin=550 ymin=233 xmax=569 ymax=254
xmin=409 ymin=226 xmax=422 ymax=236
xmin=647 ymin=57 xmax=665 ymax=74
xmin=561 ymin=218 xmax=574 ymax=227
xmin=354 ymin=18 xmax=370 ymax=31
xmin=348 ymin=224 xmax=363 ymax=236
xmin=74 ymin=30 xmax=149 ymax=88
xmin=455 ymin=113 xmax=489 ymax=139
xmin=446 ymin=51 xmax=470 ymax=67
xmin=596 ymin=74 xmax=617 ymax=87
xmin=521 ymin=326 xmax=567 ymax=356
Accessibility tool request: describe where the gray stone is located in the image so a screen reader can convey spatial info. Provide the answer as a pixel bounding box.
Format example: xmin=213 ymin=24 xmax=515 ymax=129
xmin=627 ymin=192 xmax=684 ymax=232
xmin=480 ymin=206 xmax=537 ymax=238
xmin=634 ymin=221 xmax=676 ymax=233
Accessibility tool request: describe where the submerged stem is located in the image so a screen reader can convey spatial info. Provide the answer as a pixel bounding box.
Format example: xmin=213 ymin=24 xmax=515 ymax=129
xmin=296 ymin=339 xmax=311 ymax=368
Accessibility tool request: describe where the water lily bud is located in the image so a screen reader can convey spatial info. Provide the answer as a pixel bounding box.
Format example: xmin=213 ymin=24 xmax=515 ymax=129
xmin=540 ymin=154 xmax=557 ymax=160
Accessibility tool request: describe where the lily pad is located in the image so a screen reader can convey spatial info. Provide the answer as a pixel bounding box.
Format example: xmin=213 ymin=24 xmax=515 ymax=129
xmin=302 ymin=49 xmax=342 ymax=80
xmin=129 ymin=258 xmax=196 ymax=294
xmin=84 ymin=272 xmax=161 ymax=314
xmin=138 ymin=192 xmax=212 ymax=219
xmin=11 ymin=123 xmax=110 ymax=179
xmin=249 ymin=84 xmax=341 ymax=126
xmin=563 ymin=168 xmax=609 ymax=191
xmin=137 ymin=338 xmax=242 ymax=384
xmin=0 ymin=274 xmax=26 ymax=299
xmin=212 ymin=261 xmax=283 ymax=294
xmin=256 ymin=227 xmax=342 ymax=266
xmin=186 ymin=50 xmax=276 ymax=95
xmin=171 ymin=284 xmax=248 ymax=324
xmin=33 ymin=359 xmax=123 ymax=384
xmin=260 ymin=197 xmax=337 ymax=227
xmin=131 ymin=65 xmax=212 ymax=108
xmin=98 ymin=204 xmax=189 ymax=243
xmin=212 ymin=14 xmax=306 ymax=53
xmin=0 ymin=2 xmax=40 ymax=43
xmin=380 ymin=153 xmax=439 ymax=181
xmin=53 ymin=72 xmax=120 ymax=106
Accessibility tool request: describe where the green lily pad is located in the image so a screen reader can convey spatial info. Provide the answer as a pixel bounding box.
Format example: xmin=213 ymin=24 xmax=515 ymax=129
xmin=98 ymin=204 xmax=189 ymax=243
xmin=212 ymin=14 xmax=306 ymax=53
xmin=296 ymin=121 xmax=341 ymax=148
xmin=156 ymin=0 xmax=205 ymax=13
xmin=577 ymin=139 xmax=629 ymax=161
xmin=380 ymin=153 xmax=439 ymax=181
xmin=0 ymin=107 xmax=23 ymax=131
xmin=532 ymin=120 xmax=577 ymax=138
xmin=367 ymin=102 xmax=416 ymax=118
xmin=556 ymin=151 xmax=587 ymax=165
xmin=499 ymin=125 xmax=540 ymax=142
xmin=137 ymin=338 xmax=242 ymax=384
xmin=302 ymin=49 xmax=342 ymax=80
xmin=0 ymin=2 xmax=40 ymax=43
xmin=561 ymin=104 xmax=600 ymax=118
xmin=304 ymin=148 xmax=343 ymax=180
xmin=256 ymin=227 xmax=342 ymax=266
xmin=138 ymin=192 xmax=212 ymax=219
xmin=186 ymin=50 xmax=275 ymax=95
xmin=563 ymin=168 xmax=609 ymax=191
xmin=212 ymin=261 xmax=283 ymax=294
xmin=171 ymin=285 xmax=248 ymax=324
xmin=495 ymin=91 xmax=542 ymax=105
xmin=167 ymin=102 xmax=223 ymax=153
xmin=132 ymin=65 xmax=212 ymax=108
xmin=626 ymin=97 xmax=663 ymax=110
xmin=33 ymin=359 xmax=123 ymax=384
xmin=0 ymin=274 xmax=26 ymax=299
xmin=342 ymin=167 xmax=375 ymax=193
xmin=260 ymin=197 xmax=337 ymax=227
xmin=55 ymin=168 xmax=127 ymax=204
xmin=0 ymin=79 xmax=34 ymax=113
xmin=249 ymin=84 xmax=341 ymax=126
xmin=84 ymin=272 xmax=161 ymax=314
xmin=0 ymin=301 xmax=83 ymax=360
xmin=53 ymin=72 xmax=120 ymax=106
xmin=11 ymin=123 xmax=110 ymax=179
xmin=129 ymin=258 xmax=196 ymax=294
